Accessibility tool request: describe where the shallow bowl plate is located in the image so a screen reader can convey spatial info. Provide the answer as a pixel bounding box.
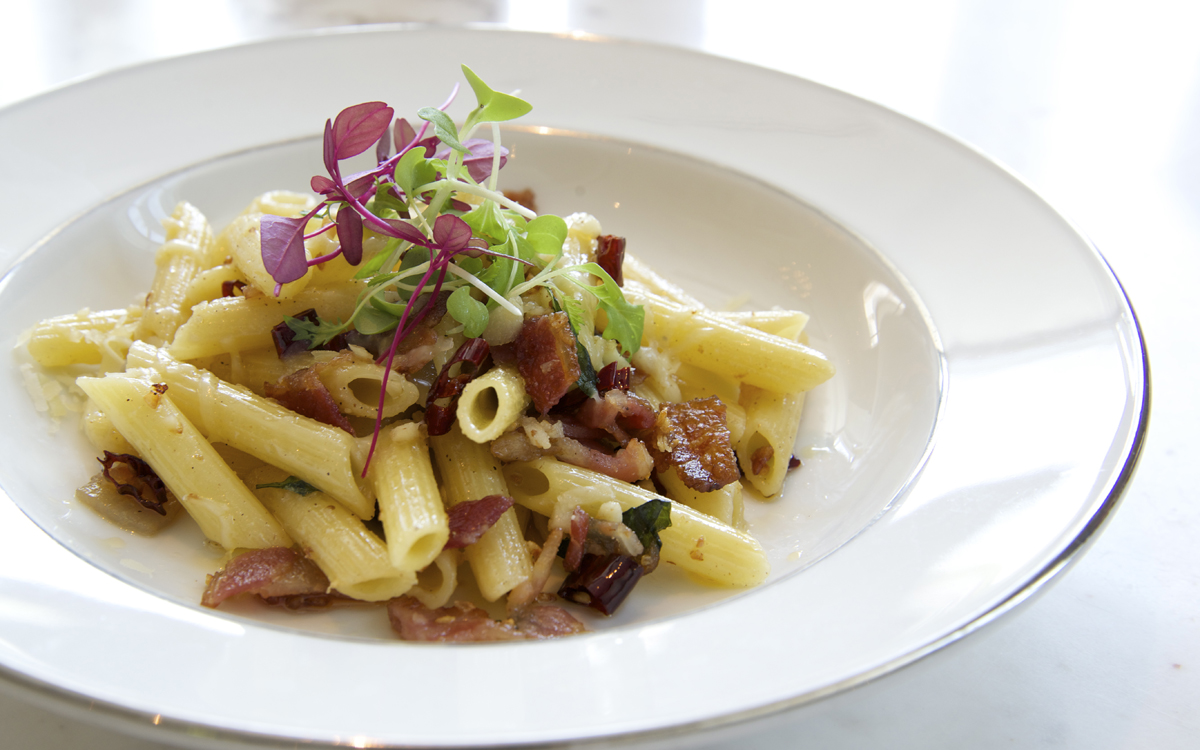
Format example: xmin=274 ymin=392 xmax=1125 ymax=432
xmin=0 ymin=27 xmax=1146 ymax=749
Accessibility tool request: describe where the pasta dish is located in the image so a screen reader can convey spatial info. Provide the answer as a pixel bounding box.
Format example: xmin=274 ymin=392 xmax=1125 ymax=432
xmin=19 ymin=66 xmax=835 ymax=640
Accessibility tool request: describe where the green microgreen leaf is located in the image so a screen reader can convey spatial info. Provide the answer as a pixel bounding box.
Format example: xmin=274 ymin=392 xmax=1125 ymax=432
xmin=255 ymin=476 xmax=320 ymax=496
xmin=447 ymin=286 xmax=489 ymax=337
xmin=355 ymin=305 xmax=399 ymax=335
xmin=418 ymin=107 xmax=466 ymax=153
xmin=284 ymin=314 xmax=349 ymax=350
xmin=395 ymin=147 xmax=438 ymax=200
xmin=461 ymin=65 xmax=534 ymax=123
xmin=565 ymin=263 xmax=644 ymax=356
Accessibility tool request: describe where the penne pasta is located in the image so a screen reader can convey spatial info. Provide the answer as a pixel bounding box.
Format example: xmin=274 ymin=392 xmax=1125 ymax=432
xmin=77 ymin=372 xmax=291 ymax=550
xmin=430 ymin=424 xmax=532 ymax=601
xmin=250 ymin=466 xmax=415 ymax=602
xmin=369 ymin=422 xmax=449 ymax=573
xmin=125 ymin=342 xmax=376 ymax=518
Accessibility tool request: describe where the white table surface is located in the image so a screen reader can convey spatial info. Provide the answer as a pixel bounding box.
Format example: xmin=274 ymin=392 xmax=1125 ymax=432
xmin=1 ymin=1 xmax=1195 ymax=748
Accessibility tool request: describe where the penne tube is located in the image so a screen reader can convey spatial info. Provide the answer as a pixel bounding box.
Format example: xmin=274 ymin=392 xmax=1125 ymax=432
xmin=502 ymin=457 xmax=769 ymax=587
xmin=455 ymin=364 xmax=530 ymax=443
xmin=126 ymin=342 xmax=376 ymax=518
xmin=430 ymin=424 xmax=532 ymax=601
xmin=136 ymin=202 xmax=218 ymax=345
xmin=180 ymin=264 xmax=243 ymax=312
xmin=77 ymin=372 xmax=291 ymax=550
xmin=714 ymin=309 xmax=810 ymax=341
xmin=407 ymin=549 xmax=460 ymax=609
xmin=168 ymin=281 xmax=365 ymax=360
xmin=250 ymin=467 xmax=415 ymax=602
xmin=738 ymin=385 xmax=806 ymax=498
xmin=316 ymin=355 xmax=419 ymax=419
xmin=626 ymin=286 xmax=835 ymax=394
xmin=26 ymin=307 xmax=141 ymax=368
xmin=623 ymin=255 xmax=705 ymax=308
xmin=369 ymin=422 xmax=449 ymax=573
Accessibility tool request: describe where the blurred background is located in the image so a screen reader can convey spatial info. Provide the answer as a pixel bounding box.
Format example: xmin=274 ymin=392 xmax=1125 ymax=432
xmin=1 ymin=1 xmax=1197 ymax=748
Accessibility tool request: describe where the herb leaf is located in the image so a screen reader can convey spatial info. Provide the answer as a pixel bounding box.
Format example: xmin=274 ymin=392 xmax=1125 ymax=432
xmin=255 ymin=476 xmax=320 ymax=496
xmin=570 ymin=262 xmax=644 ymax=356
xmin=461 ymin=64 xmax=533 ymax=123
xmin=622 ymin=499 xmax=672 ymax=553
xmin=418 ymin=106 xmax=466 ymax=153
xmin=447 ymin=286 xmax=489 ymax=337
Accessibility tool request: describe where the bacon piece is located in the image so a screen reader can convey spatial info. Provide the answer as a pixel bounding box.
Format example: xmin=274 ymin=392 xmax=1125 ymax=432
xmin=98 ymin=451 xmax=169 ymax=515
xmin=264 ymin=365 xmax=355 ymax=433
xmin=515 ymin=312 xmax=580 ymax=415
xmin=564 ymin=506 xmax=590 ymax=572
xmin=595 ymin=235 xmax=626 ymax=286
xmin=576 ymin=390 xmax=657 ymax=441
xmin=445 ymin=495 xmax=514 ymax=549
xmin=647 ymin=397 xmax=739 ymax=492
xmin=751 ymin=445 xmax=774 ymax=476
xmin=387 ymin=596 xmax=586 ymax=642
xmin=502 ymin=188 xmax=538 ymax=213
xmin=201 ymin=547 xmax=330 ymax=608
xmin=491 ymin=426 xmax=654 ymax=484
xmin=221 ymin=279 xmax=247 ymax=298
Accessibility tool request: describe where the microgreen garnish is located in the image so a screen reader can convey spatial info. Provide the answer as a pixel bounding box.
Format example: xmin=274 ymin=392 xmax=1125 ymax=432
xmin=255 ymin=476 xmax=320 ymax=496
xmin=257 ymin=65 xmax=644 ymax=472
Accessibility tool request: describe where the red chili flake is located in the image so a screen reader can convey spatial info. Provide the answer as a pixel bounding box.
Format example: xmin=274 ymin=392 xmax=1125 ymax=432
xmin=99 ymin=451 xmax=169 ymax=515
xmin=595 ymin=235 xmax=626 ymax=287
xmin=424 ymin=338 xmax=491 ymax=436
xmin=595 ymin=362 xmax=631 ymax=393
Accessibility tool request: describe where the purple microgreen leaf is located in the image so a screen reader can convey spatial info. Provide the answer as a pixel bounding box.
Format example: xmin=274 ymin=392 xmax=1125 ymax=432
xmin=383 ymin=218 xmax=434 ymax=246
xmin=436 ymin=139 xmax=509 ymax=182
xmin=432 ymin=214 xmax=472 ymax=252
xmin=344 ymin=173 xmax=376 ymax=200
xmin=375 ymin=121 xmax=392 ymax=164
xmin=260 ymin=214 xmax=311 ymax=286
xmin=336 ymin=208 xmax=364 ymax=266
xmin=322 ymin=119 xmax=337 ymax=177
xmin=332 ymin=102 xmax=395 ymax=160
xmin=395 ymin=118 xmax=417 ymax=152
xmin=311 ymin=175 xmax=337 ymax=195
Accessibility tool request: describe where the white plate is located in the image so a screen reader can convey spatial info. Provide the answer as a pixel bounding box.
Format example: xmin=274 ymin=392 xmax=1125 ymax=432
xmin=0 ymin=27 xmax=1146 ymax=749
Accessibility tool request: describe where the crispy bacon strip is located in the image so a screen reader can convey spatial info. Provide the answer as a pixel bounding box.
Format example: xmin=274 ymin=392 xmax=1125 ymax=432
xmin=201 ymin=547 xmax=331 ymax=608
xmin=445 ymin=495 xmax=514 ymax=549
xmin=387 ymin=596 xmax=585 ymax=641
xmin=264 ymin=365 xmax=355 ymax=433
xmin=647 ymin=397 xmax=739 ymax=492
xmin=515 ymin=312 xmax=580 ymax=414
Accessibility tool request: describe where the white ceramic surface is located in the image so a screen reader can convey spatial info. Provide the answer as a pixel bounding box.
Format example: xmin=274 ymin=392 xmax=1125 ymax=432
xmin=0 ymin=28 xmax=1145 ymax=749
